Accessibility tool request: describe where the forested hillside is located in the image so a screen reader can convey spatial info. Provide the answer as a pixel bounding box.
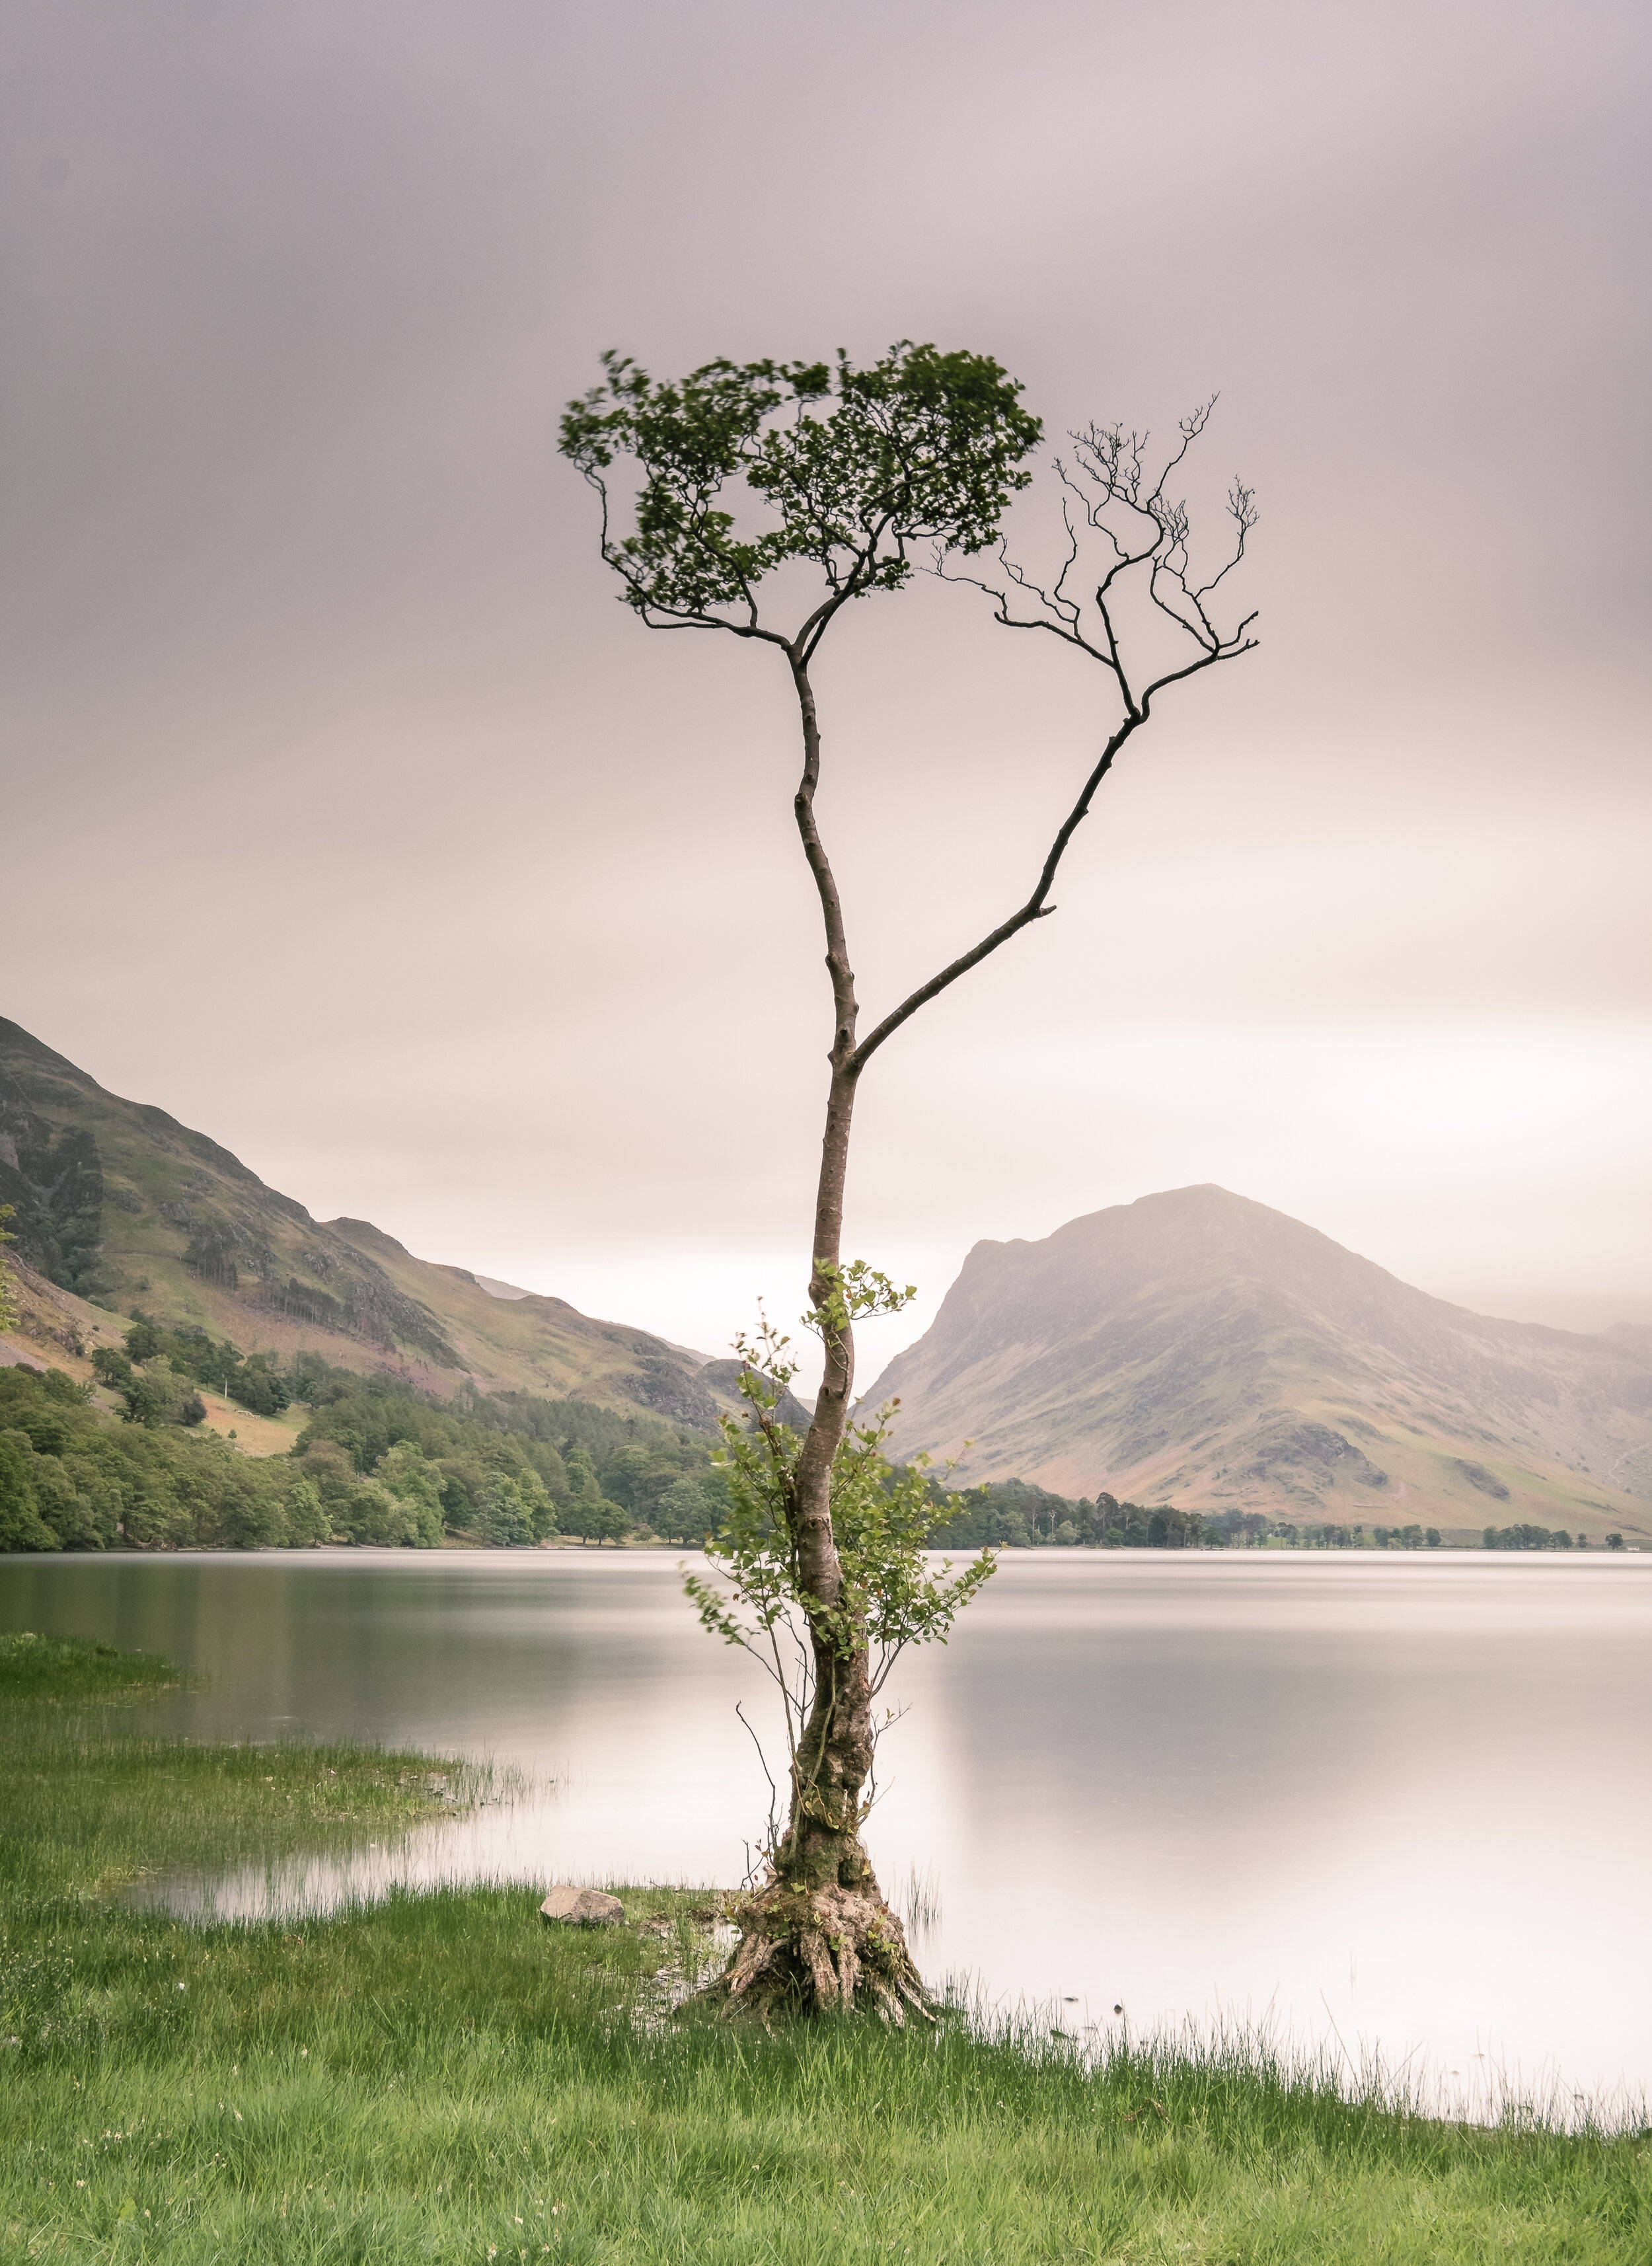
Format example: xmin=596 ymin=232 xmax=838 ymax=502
xmin=3 ymin=1340 xmax=1610 ymax=1558
xmin=9 ymin=1021 xmax=1642 ymax=1556
xmin=0 ymin=1016 xmax=718 ymax=1418
xmin=0 ymin=1338 xmax=728 ymax=1554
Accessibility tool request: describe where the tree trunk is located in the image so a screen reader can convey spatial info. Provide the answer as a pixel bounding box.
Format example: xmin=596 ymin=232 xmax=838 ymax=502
xmin=783 ymin=1062 xmax=870 ymax=1894
xmin=703 ymin=654 xmax=927 ymax=2021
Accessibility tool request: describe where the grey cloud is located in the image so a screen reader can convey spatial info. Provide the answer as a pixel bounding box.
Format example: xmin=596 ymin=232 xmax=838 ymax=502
xmin=2 ymin=0 xmax=1648 ymax=1372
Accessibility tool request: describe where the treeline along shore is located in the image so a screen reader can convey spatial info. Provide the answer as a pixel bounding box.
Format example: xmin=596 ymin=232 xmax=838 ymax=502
xmin=0 ymin=1322 xmax=1624 ymax=1555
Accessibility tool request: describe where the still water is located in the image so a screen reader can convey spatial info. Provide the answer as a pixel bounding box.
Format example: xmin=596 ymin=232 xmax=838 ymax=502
xmin=4 ymin=1549 xmax=1649 ymax=2114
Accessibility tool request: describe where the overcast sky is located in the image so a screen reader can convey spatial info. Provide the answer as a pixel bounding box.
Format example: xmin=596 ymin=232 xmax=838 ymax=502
xmin=5 ymin=0 xmax=1649 ymax=1386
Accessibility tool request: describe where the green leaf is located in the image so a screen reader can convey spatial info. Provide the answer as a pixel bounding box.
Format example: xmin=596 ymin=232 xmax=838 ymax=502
xmin=560 ymin=342 xmax=1040 ymax=633
xmin=686 ymin=1272 xmax=996 ymax=1681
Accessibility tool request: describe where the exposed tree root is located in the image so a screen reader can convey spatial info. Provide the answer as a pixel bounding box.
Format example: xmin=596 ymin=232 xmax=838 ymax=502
xmin=698 ymin=1869 xmax=931 ymax=2023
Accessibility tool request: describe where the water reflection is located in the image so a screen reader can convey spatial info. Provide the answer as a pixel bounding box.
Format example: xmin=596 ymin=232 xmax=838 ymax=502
xmin=3 ymin=1548 xmax=1647 ymax=2115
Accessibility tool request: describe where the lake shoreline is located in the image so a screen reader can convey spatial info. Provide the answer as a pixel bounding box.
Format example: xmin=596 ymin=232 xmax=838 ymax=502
xmin=3 ymin=1640 xmax=1647 ymax=2261
xmin=6 ymin=1548 xmax=1651 ymax=2117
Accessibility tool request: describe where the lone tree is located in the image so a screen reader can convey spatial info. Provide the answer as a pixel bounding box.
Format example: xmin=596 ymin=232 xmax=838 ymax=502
xmin=560 ymin=346 xmax=1256 ymax=2017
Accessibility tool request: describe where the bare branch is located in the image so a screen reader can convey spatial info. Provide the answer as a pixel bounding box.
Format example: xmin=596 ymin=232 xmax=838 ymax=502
xmin=1144 ymin=397 xmax=1216 ymax=515
xmin=935 ymin=541 xmax=1116 ymax=673
xmin=848 ymin=714 xmax=1141 ymax=1074
xmin=870 ymin=399 xmax=1258 ymax=1075
xmin=1139 ymin=617 xmax=1259 ymax=712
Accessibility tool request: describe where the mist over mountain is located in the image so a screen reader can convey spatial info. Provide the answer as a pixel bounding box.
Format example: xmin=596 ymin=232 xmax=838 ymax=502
xmin=7 ymin=1018 xmax=1647 ymax=1542
xmin=864 ymin=1186 xmax=1652 ymax=1538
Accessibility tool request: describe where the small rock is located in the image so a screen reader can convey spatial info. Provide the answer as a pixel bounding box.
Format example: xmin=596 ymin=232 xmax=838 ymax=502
xmin=539 ymin=1885 xmax=624 ymax=1927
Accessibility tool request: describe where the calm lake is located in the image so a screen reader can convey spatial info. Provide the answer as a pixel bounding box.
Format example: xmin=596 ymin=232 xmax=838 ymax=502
xmin=4 ymin=1549 xmax=1649 ymax=2115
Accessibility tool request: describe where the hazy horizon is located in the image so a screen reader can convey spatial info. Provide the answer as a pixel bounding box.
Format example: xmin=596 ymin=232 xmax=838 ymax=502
xmin=5 ymin=0 xmax=1648 ymax=1389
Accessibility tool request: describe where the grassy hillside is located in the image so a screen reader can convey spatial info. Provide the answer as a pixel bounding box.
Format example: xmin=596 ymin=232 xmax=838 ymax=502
xmin=0 ymin=1016 xmax=717 ymax=1423
xmin=11 ymin=1018 xmax=1646 ymax=1546
xmin=868 ymin=1187 xmax=1652 ymax=1541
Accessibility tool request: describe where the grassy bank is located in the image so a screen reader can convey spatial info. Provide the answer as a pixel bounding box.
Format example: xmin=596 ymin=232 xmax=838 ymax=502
xmin=2 ymin=1640 xmax=1647 ymax=2262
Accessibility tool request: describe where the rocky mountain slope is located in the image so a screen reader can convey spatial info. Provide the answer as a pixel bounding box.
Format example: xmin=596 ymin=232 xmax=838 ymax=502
xmin=863 ymin=1186 xmax=1652 ymax=1538
xmin=0 ymin=1018 xmax=719 ymax=1425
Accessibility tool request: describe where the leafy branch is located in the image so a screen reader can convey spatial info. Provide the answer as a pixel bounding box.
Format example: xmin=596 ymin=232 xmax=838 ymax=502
xmin=683 ymin=1275 xmax=994 ymax=1852
xmin=560 ymin=344 xmax=1041 ymax=662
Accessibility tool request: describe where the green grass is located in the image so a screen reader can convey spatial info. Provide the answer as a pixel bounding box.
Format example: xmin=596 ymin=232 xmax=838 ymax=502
xmin=1 ymin=1636 xmax=480 ymax=1907
xmin=0 ymin=1629 xmax=186 ymax=1704
xmin=1 ymin=1645 xmax=1647 ymax=2261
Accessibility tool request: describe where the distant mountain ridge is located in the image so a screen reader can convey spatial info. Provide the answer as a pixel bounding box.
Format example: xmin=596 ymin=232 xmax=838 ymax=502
xmin=9 ymin=1021 xmax=1648 ymax=1538
xmin=0 ymin=1017 xmax=720 ymax=1425
xmin=864 ymin=1186 xmax=1652 ymax=1537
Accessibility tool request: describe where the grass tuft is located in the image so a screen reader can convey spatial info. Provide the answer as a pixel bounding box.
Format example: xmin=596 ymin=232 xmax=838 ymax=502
xmin=0 ymin=1630 xmax=184 ymax=1704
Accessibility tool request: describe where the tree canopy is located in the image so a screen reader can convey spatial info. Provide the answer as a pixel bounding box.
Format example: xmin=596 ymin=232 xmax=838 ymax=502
xmin=560 ymin=342 xmax=1041 ymax=652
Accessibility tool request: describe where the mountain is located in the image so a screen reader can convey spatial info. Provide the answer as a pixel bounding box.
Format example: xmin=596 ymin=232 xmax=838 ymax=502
xmin=0 ymin=1018 xmax=720 ymax=1426
xmin=862 ymin=1186 xmax=1652 ymax=1539
xmin=9 ymin=1023 xmax=1646 ymax=1539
